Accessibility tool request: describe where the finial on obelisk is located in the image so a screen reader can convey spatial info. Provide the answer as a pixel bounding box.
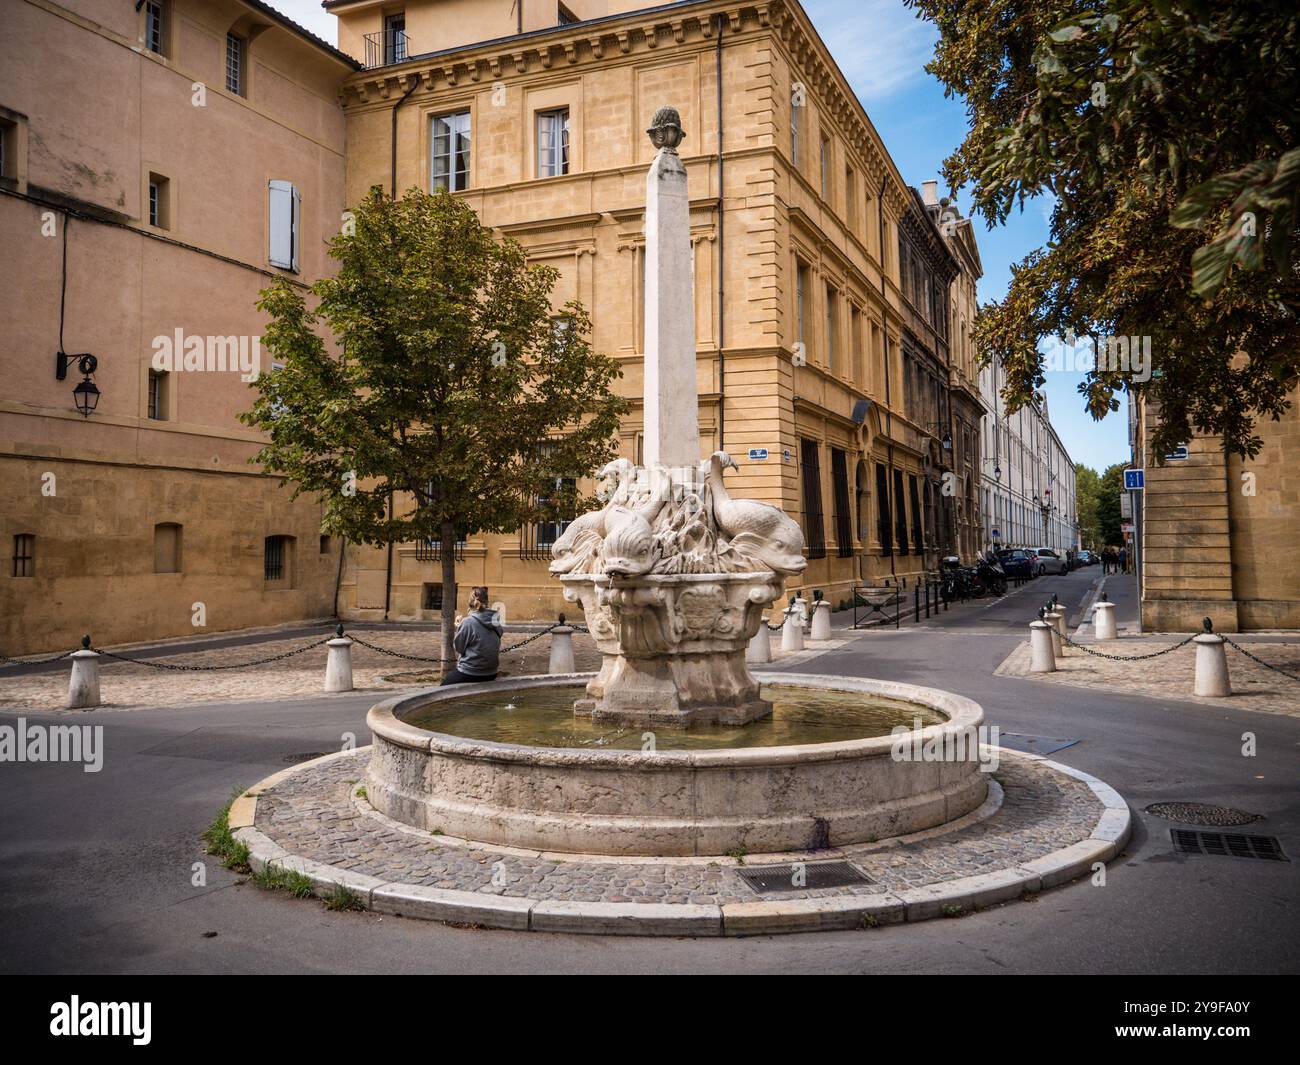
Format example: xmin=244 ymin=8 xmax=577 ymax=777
xmin=646 ymin=107 xmax=686 ymax=152
xmin=642 ymin=105 xmax=698 ymax=470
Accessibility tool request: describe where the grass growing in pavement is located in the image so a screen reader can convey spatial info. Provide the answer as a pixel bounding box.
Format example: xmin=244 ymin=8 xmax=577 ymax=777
xmin=323 ymin=883 xmax=364 ymax=912
xmin=252 ymin=862 xmax=315 ymax=898
xmin=202 ymin=788 xmax=251 ymax=874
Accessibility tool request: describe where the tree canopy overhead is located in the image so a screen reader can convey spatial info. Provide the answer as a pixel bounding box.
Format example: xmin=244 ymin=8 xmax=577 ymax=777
xmin=906 ymin=0 xmax=1299 ymax=459
xmin=242 ymin=186 xmax=628 ymax=664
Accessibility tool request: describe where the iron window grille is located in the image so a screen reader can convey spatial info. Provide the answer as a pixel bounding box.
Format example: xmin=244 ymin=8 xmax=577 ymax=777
xmin=800 ymin=439 xmax=826 ymax=560
xmin=226 ymin=33 xmax=244 ymax=95
xmin=893 ymin=469 xmax=909 ymax=556
xmin=12 ymin=534 xmax=34 ymax=577
xmin=263 ymin=536 xmax=286 ymax=581
xmin=909 ymin=474 xmax=924 ymax=555
xmin=876 ymin=463 xmax=891 ymax=555
xmin=414 ymin=537 xmax=466 ymax=562
xmin=831 ymin=448 xmax=853 ymax=558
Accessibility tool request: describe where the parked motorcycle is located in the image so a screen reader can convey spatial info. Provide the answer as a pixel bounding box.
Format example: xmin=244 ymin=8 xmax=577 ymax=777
xmin=975 ymin=551 xmax=1008 ymax=597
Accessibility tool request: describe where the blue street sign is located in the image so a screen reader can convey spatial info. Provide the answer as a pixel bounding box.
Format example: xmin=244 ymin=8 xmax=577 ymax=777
xmin=748 ymin=448 xmax=769 ymax=461
xmin=1165 ymin=445 xmax=1189 ymax=460
xmin=1124 ymin=469 xmax=1145 ymax=490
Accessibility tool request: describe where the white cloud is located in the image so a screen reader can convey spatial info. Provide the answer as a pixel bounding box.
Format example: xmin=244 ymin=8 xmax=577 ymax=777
xmin=803 ymin=0 xmax=937 ymax=102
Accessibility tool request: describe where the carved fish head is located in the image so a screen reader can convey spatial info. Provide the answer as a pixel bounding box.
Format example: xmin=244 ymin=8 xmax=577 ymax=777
xmin=601 ymin=516 xmax=657 ymax=577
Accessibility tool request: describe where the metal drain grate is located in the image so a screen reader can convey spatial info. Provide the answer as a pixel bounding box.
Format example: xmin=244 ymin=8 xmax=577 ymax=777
xmin=1147 ymin=802 xmax=1263 ymax=827
xmin=1171 ymin=829 xmax=1289 ymax=861
xmin=737 ymin=860 xmax=873 ymax=894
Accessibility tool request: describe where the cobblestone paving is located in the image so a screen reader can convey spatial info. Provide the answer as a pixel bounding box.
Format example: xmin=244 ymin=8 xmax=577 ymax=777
xmin=997 ymin=634 xmax=1300 ymax=718
xmin=254 ymin=751 xmax=1102 ymax=904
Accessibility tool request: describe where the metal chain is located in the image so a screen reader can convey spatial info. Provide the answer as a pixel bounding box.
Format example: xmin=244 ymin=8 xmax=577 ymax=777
xmin=349 ymin=624 xmax=563 ymax=663
xmin=0 ymin=649 xmax=75 ymax=666
xmin=1220 ymin=636 xmax=1300 ymax=682
xmin=1058 ymin=630 xmax=1197 ymax=661
xmin=90 ymin=637 xmax=333 ymax=671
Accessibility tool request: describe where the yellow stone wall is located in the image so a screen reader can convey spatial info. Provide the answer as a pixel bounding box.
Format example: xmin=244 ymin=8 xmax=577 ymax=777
xmin=335 ymin=0 xmax=943 ymax=624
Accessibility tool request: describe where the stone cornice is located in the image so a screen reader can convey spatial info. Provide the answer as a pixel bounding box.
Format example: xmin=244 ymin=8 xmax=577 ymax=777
xmin=338 ymin=1 xmax=768 ymax=109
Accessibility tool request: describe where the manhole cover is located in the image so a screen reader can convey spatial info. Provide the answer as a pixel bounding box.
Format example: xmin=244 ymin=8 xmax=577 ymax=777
xmin=1146 ymin=802 xmax=1263 ymax=827
xmin=737 ymin=860 xmax=873 ymax=894
xmin=1170 ymin=830 xmax=1288 ymax=861
xmin=283 ymin=752 xmax=330 ymax=763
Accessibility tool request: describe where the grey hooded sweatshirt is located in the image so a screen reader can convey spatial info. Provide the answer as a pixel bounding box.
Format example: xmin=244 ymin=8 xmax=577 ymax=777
xmin=453 ymin=608 xmax=503 ymax=678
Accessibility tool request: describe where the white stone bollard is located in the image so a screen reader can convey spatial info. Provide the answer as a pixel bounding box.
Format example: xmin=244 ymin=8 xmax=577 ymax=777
xmin=1193 ymin=632 xmax=1231 ymax=697
xmin=809 ymin=600 xmax=832 ymax=641
xmin=1093 ymin=600 xmax=1117 ymax=640
xmin=1046 ymin=610 xmax=1064 ymax=658
xmin=549 ymin=625 xmax=576 ymax=674
xmin=794 ymin=596 xmax=809 ymax=630
xmin=1029 ymin=620 xmax=1057 ymax=673
xmin=324 ymin=635 xmax=354 ymax=692
xmin=746 ymin=622 xmax=772 ymax=664
xmin=781 ymin=608 xmax=804 ymax=652
xmin=66 ymin=647 xmax=101 ymax=709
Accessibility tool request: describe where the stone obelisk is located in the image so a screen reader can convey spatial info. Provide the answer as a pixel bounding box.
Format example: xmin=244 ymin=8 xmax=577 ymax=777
xmin=642 ymin=107 xmax=699 ymax=470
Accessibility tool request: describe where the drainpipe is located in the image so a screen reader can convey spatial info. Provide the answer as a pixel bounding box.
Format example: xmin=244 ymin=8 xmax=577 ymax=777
xmin=390 ymin=72 xmax=422 ymax=197
xmin=715 ymin=13 xmax=726 ymax=452
xmin=878 ymin=176 xmax=896 ymax=580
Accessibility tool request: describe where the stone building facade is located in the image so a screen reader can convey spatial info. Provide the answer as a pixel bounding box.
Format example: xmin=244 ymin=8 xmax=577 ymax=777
xmin=332 ymin=0 xmax=992 ymax=624
xmin=0 ymin=0 xmax=355 ymax=654
xmin=1130 ymin=391 xmax=1300 ymax=632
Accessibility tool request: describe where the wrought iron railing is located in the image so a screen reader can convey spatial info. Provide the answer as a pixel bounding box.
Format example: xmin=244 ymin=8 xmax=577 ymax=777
xmin=363 ymin=29 xmax=410 ymax=68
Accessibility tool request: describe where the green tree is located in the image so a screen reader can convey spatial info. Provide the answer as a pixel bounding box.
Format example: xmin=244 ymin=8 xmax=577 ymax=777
xmin=1075 ymin=464 xmax=1102 ymax=548
xmin=242 ymin=187 xmax=629 ymax=668
xmin=1096 ymin=462 xmax=1127 ymax=547
xmin=906 ymin=0 xmax=1299 ymax=459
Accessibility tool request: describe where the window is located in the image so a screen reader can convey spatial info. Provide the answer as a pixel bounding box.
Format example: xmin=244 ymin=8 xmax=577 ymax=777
xmin=154 ymin=523 xmax=182 ymax=573
xmin=909 ymin=475 xmax=924 ymax=555
xmin=557 ymin=2 xmax=579 ymax=24
xmin=845 ymin=166 xmax=857 ymax=232
xmin=536 ymin=108 xmax=569 ymax=177
xmin=226 ymin=33 xmax=244 ymax=95
xmin=790 ymin=92 xmax=799 ymax=166
xmin=819 ymin=134 xmax=830 ymax=199
xmin=831 ymin=448 xmax=852 ymax=558
xmin=430 ymin=110 xmax=471 ymax=192
xmin=12 ymin=534 xmax=34 ymax=577
xmin=320 ymin=535 xmax=331 ymax=554
xmin=0 ymin=109 xmax=24 ymax=189
xmin=422 ymin=583 xmax=443 ymax=610
xmin=824 ymin=285 xmax=836 ymax=372
xmin=268 ymin=179 xmax=300 ymax=271
xmin=795 ymin=259 xmax=810 ymax=352
xmin=535 ymin=476 xmax=576 ymax=549
xmin=148 ymin=369 xmax=168 ymax=420
xmin=875 ymin=464 xmax=891 ymax=555
xmin=893 ymin=469 xmax=908 ymax=556
xmin=148 ymin=173 xmax=170 ymax=229
xmin=850 ymin=305 xmax=863 ymax=386
xmin=384 ymin=13 xmax=407 ymax=64
xmin=800 ymin=439 xmax=825 ymax=559
xmin=263 ymin=535 xmax=294 ymax=583
xmin=144 ymin=1 xmax=165 ymax=55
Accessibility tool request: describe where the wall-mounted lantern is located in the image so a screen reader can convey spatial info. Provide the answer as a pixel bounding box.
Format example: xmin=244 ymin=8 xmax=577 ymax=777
xmin=55 ymin=352 xmax=101 ymax=417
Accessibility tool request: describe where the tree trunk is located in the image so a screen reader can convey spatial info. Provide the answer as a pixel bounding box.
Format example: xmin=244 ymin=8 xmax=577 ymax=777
xmin=440 ymin=520 xmax=457 ymax=675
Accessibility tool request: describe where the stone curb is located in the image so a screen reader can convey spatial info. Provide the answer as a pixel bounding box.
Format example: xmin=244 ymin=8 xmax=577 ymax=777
xmin=230 ymin=747 xmax=1130 ymax=936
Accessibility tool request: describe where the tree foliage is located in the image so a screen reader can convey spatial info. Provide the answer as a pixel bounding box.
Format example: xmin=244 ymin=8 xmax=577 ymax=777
xmin=1074 ymin=464 xmax=1102 ymax=547
xmin=906 ymin=0 xmax=1300 ymax=459
xmin=1096 ymin=462 xmax=1127 ymax=546
xmin=242 ymin=187 xmax=629 ymax=664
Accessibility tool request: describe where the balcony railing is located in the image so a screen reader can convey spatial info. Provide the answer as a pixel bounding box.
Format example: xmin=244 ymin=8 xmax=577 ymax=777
xmin=363 ymin=29 xmax=411 ymax=69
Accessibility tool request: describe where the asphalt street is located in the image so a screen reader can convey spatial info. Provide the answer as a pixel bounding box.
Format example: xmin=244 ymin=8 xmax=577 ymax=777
xmin=2 ymin=568 xmax=1296 ymax=974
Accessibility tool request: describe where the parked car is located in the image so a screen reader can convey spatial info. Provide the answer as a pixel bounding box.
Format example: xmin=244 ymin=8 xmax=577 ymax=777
xmin=1077 ymin=550 xmax=1099 ymax=566
xmin=996 ymin=549 xmax=1035 ymax=580
xmin=1029 ymin=547 xmax=1070 ymax=575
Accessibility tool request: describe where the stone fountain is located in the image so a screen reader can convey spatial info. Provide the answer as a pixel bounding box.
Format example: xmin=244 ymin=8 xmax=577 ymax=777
xmin=549 ymin=107 xmax=806 ymax=727
xmin=360 ymin=107 xmax=989 ymax=857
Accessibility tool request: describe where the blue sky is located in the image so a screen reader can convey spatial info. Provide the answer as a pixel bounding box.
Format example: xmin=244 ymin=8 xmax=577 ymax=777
xmin=272 ymin=0 xmax=1129 ymax=474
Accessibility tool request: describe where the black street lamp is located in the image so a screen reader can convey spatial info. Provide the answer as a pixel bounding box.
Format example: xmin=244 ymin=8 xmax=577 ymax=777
xmin=55 ymin=352 xmax=101 ymax=417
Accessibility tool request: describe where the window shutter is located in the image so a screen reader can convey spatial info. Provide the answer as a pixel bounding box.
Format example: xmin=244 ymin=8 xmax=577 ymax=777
xmin=291 ymin=183 xmax=301 ymax=272
xmin=268 ymin=179 xmax=294 ymax=270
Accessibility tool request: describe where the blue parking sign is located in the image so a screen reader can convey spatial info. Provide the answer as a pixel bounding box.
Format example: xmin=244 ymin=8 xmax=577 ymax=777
xmin=1124 ymin=469 xmax=1145 ymax=490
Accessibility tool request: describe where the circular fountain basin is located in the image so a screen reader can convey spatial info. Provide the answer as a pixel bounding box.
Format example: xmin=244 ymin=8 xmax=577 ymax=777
xmin=365 ymin=673 xmax=988 ymax=857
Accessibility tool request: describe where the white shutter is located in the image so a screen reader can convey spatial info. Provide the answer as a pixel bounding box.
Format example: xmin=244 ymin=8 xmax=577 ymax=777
xmin=268 ymin=179 xmax=294 ymax=270
xmin=291 ymin=184 xmax=301 ymax=272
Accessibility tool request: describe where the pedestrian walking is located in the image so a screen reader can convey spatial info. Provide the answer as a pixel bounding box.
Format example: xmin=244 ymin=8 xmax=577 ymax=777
xmin=1118 ymin=545 xmax=1128 ymax=574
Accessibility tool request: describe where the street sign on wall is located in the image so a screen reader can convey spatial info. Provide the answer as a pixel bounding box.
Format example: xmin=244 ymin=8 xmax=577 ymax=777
xmin=747 ymin=448 xmax=769 ymax=461
xmin=1124 ymin=469 xmax=1145 ymax=490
